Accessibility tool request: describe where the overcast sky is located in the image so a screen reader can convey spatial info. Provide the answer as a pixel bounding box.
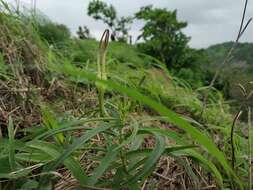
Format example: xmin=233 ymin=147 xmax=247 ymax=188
xmin=6 ymin=0 xmax=253 ymax=48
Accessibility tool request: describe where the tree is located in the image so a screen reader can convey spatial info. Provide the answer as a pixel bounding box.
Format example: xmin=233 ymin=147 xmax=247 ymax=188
xmin=88 ymin=0 xmax=132 ymax=42
xmin=77 ymin=26 xmax=92 ymax=39
xmin=135 ymin=6 xmax=189 ymax=69
xmin=177 ymin=49 xmax=210 ymax=87
xmin=115 ymin=16 xmax=133 ymax=42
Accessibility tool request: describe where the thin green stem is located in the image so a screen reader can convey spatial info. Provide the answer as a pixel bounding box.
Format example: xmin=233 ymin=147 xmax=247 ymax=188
xmin=119 ymin=127 xmax=128 ymax=174
xmin=98 ymin=88 xmax=106 ymax=117
xmin=248 ymin=106 xmax=252 ymax=190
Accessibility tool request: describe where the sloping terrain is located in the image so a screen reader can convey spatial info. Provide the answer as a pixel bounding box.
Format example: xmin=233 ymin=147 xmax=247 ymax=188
xmin=0 ymin=9 xmax=251 ymax=190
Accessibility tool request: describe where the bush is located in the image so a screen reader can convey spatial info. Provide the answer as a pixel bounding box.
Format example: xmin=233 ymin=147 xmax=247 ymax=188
xmin=37 ymin=22 xmax=71 ymax=45
xmin=177 ymin=68 xmax=203 ymax=87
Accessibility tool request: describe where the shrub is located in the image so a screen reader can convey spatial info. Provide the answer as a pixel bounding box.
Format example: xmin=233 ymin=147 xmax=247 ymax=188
xmin=37 ymin=22 xmax=71 ymax=45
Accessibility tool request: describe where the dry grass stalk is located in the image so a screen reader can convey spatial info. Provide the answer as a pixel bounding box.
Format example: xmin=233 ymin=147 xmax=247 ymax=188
xmin=201 ymin=0 xmax=252 ymax=115
xmin=230 ymin=110 xmax=243 ymax=169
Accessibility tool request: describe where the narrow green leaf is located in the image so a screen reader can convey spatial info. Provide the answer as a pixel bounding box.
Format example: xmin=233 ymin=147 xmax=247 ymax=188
xmin=123 ymin=134 xmax=165 ymax=186
xmin=126 ymin=145 xmax=197 ymax=159
xmin=113 ymin=118 xmax=139 ymax=151
xmin=8 ymin=116 xmax=16 ymax=171
xmin=87 ymin=147 xmax=119 ymax=186
xmin=34 ymin=117 xmax=115 ymax=140
xmin=45 ymin=123 xmax=111 ymax=172
xmin=21 ymin=180 xmax=39 ymax=190
xmin=15 ymin=153 xmax=52 ymax=163
xmin=28 ymin=141 xmax=88 ymax=185
xmin=184 ymin=150 xmax=224 ymax=189
xmin=140 ymin=127 xmax=224 ymax=188
xmin=41 ymin=108 xmax=64 ymax=144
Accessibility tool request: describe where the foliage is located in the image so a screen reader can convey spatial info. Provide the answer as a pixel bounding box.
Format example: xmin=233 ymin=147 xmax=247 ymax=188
xmin=207 ymin=42 xmax=253 ymax=65
xmin=37 ymin=21 xmax=71 ymax=45
xmin=76 ymin=25 xmax=92 ymax=40
xmin=88 ymin=0 xmax=132 ymax=42
xmin=206 ymin=42 xmax=253 ymax=113
xmin=135 ymin=5 xmax=211 ymax=87
xmin=135 ymin=5 xmax=189 ymax=68
xmin=61 ymin=39 xmax=146 ymax=67
xmin=88 ymin=0 xmax=116 ymax=29
xmin=177 ymin=48 xmax=211 ymax=87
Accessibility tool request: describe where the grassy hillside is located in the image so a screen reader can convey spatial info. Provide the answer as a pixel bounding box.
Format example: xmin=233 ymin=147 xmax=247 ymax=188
xmin=0 ymin=8 xmax=252 ymax=190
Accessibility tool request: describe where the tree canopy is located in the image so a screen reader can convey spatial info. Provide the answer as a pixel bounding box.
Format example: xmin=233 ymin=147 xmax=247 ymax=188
xmin=88 ymin=0 xmax=132 ymax=42
xmin=136 ymin=6 xmax=189 ymax=69
xmin=77 ymin=26 xmax=92 ymax=40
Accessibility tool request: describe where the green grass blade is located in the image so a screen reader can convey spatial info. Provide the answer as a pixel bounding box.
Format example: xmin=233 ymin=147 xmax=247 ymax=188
xmin=87 ymin=147 xmax=119 ymax=186
xmin=45 ymin=123 xmax=111 ymax=172
xmin=0 ymin=163 xmax=44 ymax=179
xmin=113 ymin=118 xmax=139 ymax=151
xmin=126 ymin=145 xmax=196 ymax=159
xmin=187 ymin=150 xmax=224 ymax=188
xmin=28 ymin=141 xmax=88 ymax=185
xmin=123 ymin=134 xmax=165 ymax=186
xmin=41 ymin=108 xmax=64 ymax=144
xmin=34 ymin=118 xmax=115 ymax=140
xmin=140 ymin=127 xmax=224 ymax=187
xmin=0 ymin=0 xmax=12 ymax=13
xmin=15 ymin=153 xmax=52 ymax=163
xmin=8 ymin=116 xmax=16 ymax=171
xmin=139 ymin=127 xmax=184 ymax=144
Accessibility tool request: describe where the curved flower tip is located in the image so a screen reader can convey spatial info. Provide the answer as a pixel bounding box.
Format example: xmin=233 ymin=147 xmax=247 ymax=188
xmin=99 ymin=29 xmax=110 ymax=52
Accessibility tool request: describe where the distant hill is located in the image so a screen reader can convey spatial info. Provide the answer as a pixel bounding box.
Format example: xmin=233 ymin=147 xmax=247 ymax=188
xmin=206 ymin=41 xmax=253 ymax=66
xmin=205 ymin=42 xmax=253 ymax=111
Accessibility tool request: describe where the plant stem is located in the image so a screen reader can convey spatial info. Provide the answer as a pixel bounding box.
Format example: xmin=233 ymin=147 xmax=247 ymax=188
xmin=201 ymin=0 xmax=252 ymax=116
xmin=248 ymin=106 xmax=252 ymax=190
xmin=97 ymin=29 xmax=109 ymax=117
xmin=230 ymin=110 xmax=242 ymax=170
xmin=98 ymin=88 xmax=105 ymax=117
